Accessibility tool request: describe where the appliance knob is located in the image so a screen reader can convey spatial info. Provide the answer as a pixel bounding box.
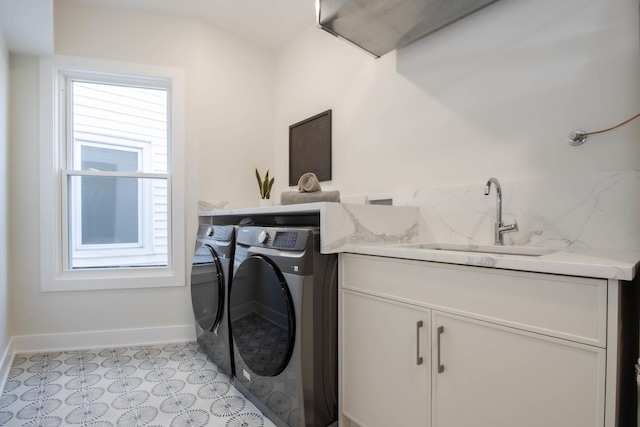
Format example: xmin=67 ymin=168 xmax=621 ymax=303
xmin=206 ymin=227 xmax=214 ymax=237
xmin=258 ymin=230 xmax=268 ymax=244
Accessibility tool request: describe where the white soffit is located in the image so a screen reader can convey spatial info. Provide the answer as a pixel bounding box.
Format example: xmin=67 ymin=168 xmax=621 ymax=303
xmin=0 ymin=0 xmax=54 ymax=55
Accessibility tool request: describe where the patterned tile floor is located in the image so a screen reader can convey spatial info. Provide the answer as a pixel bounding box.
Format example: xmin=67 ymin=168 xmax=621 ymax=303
xmin=0 ymin=342 xmax=277 ymax=427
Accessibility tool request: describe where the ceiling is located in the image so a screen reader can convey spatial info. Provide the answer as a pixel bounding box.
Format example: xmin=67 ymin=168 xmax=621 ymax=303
xmin=73 ymin=0 xmax=318 ymax=51
xmin=0 ymin=0 xmax=317 ymax=55
xmin=0 ymin=0 xmax=54 ymax=55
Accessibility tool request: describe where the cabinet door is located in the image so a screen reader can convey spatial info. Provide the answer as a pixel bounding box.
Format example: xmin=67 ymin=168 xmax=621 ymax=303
xmin=432 ymin=312 xmax=605 ymax=427
xmin=342 ymin=290 xmax=430 ymax=427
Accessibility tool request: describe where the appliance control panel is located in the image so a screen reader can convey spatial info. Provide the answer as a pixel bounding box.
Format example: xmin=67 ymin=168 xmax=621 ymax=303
xmin=273 ymin=231 xmax=298 ymax=248
xmin=237 ymin=226 xmax=316 ymax=251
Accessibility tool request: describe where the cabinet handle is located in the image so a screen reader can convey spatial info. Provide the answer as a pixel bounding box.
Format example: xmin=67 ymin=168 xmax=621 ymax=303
xmin=437 ymin=326 xmax=445 ymax=373
xmin=416 ymin=320 xmax=424 ymax=365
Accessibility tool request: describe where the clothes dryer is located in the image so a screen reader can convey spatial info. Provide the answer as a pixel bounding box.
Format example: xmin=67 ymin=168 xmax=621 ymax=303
xmin=230 ymin=226 xmax=338 ymax=427
xmin=191 ymin=224 xmax=235 ymax=377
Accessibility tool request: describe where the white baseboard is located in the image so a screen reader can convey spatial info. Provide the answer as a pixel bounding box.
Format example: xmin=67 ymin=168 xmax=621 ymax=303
xmin=0 ymin=337 xmax=15 ymax=393
xmin=10 ymin=324 xmax=196 ymax=354
xmin=0 ymin=325 xmax=196 ymax=389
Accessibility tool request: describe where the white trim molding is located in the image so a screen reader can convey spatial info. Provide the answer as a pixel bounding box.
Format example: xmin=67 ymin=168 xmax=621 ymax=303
xmin=39 ymin=55 xmax=186 ymax=292
xmin=0 ymin=325 xmax=196 ymax=391
xmin=0 ymin=337 xmax=16 ymax=394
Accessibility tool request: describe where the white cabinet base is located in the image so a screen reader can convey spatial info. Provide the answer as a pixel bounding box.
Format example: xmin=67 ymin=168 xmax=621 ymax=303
xmin=338 ymin=253 xmax=633 ymax=427
xmin=342 ymin=290 xmax=430 ymax=427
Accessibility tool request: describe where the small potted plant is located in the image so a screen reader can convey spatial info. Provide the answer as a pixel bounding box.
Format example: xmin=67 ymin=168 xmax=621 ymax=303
xmin=255 ymin=168 xmax=275 ymax=206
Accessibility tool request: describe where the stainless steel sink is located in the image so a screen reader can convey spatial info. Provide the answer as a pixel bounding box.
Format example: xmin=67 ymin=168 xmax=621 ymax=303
xmin=393 ymin=243 xmax=556 ymax=257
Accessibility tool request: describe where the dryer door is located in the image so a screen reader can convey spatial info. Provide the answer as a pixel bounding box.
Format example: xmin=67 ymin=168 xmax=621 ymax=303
xmin=191 ymin=243 xmax=225 ymax=332
xmin=230 ymin=254 xmax=295 ymax=377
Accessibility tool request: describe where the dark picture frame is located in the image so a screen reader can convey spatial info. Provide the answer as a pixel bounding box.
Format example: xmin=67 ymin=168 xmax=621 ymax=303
xmin=288 ymin=110 xmax=332 ymax=186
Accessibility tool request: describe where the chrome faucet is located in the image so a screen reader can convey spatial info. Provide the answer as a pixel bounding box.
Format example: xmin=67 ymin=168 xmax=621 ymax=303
xmin=484 ymin=177 xmax=518 ymax=245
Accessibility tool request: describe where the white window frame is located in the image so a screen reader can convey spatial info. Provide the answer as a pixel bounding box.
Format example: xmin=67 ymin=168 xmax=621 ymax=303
xmin=39 ymin=55 xmax=185 ymax=292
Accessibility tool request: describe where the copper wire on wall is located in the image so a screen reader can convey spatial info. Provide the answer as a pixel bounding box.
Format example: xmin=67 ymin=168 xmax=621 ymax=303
xmin=567 ymin=112 xmax=640 ymax=146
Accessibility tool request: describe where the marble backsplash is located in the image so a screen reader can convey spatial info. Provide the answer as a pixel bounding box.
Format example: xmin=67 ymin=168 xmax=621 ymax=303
xmin=382 ymin=170 xmax=640 ymax=251
xmin=199 ymin=169 xmax=639 ymax=252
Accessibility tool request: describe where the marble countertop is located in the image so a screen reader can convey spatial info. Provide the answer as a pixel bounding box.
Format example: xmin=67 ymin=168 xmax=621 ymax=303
xmin=341 ymin=242 xmax=640 ymax=281
xmin=200 ymin=202 xmax=640 ymax=281
xmin=200 ymin=202 xmax=421 ymax=254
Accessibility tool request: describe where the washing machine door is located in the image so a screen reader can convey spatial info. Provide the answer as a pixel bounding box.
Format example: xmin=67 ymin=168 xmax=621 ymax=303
xmin=230 ymin=254 xmax=295 ymax=377
xmin=191 ymin=243 xmax=225 ymax=332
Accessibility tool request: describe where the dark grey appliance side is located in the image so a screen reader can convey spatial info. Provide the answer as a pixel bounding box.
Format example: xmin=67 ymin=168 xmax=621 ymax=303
xmin=313 ymin=233 xmax=339 ymax=425
xmin=190 ymin=225 xmax=236 ymax=378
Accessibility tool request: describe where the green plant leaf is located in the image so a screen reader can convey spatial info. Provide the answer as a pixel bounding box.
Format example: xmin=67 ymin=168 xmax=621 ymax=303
xmin=265 ymin=177 xmax=275 ymax=199
xmin=255 ymin=168 xmax=265 ymax=198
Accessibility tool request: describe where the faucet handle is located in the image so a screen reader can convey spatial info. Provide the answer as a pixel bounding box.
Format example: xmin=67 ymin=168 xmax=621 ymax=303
xmin=499 ymin=219 xmax=518 ymax=233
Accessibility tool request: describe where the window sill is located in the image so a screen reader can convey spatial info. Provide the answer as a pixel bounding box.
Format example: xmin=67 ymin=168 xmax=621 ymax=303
xmin=41 ymin=266 xmax=185 ymax=292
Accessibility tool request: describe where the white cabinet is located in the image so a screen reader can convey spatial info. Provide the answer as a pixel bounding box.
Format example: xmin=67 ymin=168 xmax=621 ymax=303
xmin=339 ymin=254 xmax=610 ymax=427
xmin=432 ymin=312 xmax=604 ymax=427
xmin=342 ymin=290 xmax=430 ymax=427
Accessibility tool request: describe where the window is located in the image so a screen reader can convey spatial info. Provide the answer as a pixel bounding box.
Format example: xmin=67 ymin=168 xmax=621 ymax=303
xmin=40 ymin=56 xmax=185 ymax=291
xmin=67 ymin=81 xmax=168 ymax=269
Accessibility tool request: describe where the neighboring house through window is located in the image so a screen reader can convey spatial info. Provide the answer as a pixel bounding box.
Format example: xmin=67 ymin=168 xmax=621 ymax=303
xmin=40 ymin=56 xmax=185 ymax=291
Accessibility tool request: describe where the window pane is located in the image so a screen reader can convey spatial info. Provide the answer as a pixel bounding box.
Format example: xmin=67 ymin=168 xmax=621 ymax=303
xmin=68 ymin=175 xmax=168 ymax=269
xmin=81 ymin=175 xmax=139 ymax=245
xmin=72 ymin=81 xmax=167 ymax=173
xmin=68 ymin=79 xmax=170 ymax=271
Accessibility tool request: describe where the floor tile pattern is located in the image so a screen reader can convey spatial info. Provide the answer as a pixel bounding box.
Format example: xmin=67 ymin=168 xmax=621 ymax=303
xmin=0 ymin=342 xmax=277 ymax=427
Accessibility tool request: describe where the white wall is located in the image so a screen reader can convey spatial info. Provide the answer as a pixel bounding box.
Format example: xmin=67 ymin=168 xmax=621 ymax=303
xmin=0 ymin=25 xmax=10 ymax=359
xmin=8 ymin=0 xmax=640 ymax=342
xmin=54 ymin=0 xmax=276 ymax=205
xmin=274 ymin=0 xmax=640 ymax=197
xmin=8 ymin=0 xmax=276 ymax=340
